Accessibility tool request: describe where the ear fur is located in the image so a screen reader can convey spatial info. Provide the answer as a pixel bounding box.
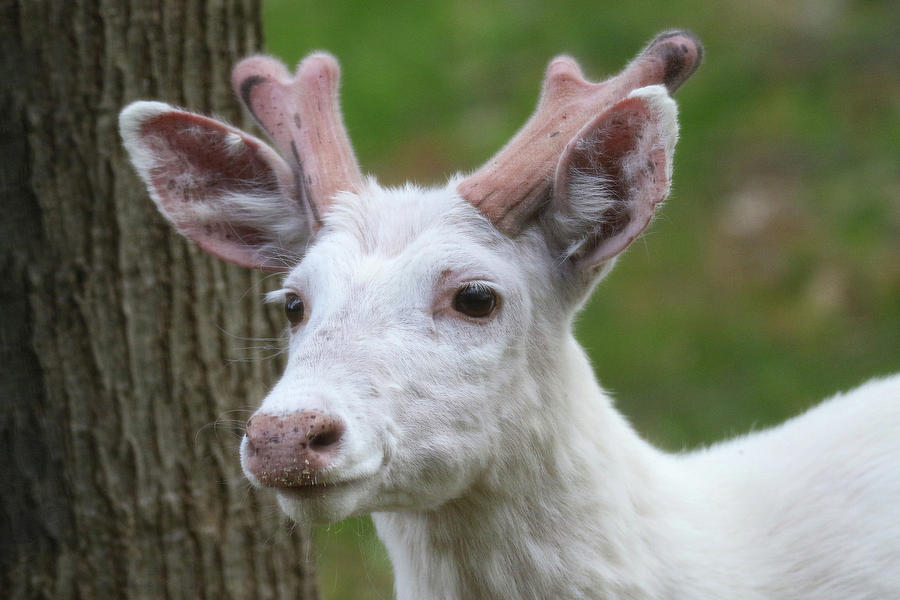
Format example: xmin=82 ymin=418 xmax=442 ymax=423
xmin=119 ymin=101 xmax=311 ymax=271
xmin=545 ymin=85 xmax=678 ymax=272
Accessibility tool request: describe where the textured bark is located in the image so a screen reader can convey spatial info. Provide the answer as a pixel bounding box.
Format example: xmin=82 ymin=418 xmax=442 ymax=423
xmin=0 ymin=1 xmax=318 ymax=598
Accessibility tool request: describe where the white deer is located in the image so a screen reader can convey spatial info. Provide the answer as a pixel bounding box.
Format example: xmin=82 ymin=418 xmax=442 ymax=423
xmin=120 ymin=31 xmax=900 ymax=600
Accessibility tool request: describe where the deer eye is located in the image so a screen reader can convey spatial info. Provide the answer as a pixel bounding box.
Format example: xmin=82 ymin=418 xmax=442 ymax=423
xmin=452 ymin=282 xmax=497 ymax=319
xmin=284 ymin=293 xmax=305 ymax=326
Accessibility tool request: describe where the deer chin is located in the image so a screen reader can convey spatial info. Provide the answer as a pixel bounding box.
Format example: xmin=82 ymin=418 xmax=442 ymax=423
xmin=274 ymin=476 xmax=379 ymax=524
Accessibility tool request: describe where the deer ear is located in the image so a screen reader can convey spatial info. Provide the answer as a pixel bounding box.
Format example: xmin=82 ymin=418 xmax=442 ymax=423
xmin=119 ymin=101 xmax=311 ymax=272
xmin=546 ymin=85 xmax=678 ymax=272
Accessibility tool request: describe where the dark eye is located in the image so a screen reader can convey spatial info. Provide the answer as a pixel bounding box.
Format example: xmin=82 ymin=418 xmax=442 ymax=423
xmin=452 ymin=283 xmax=497 ymax=319
xmin=284 ymin=293 xmax=305 ymax=327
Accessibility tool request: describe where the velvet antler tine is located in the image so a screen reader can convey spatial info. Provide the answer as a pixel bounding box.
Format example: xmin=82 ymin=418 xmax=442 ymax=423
xmin=458 ymin=30 xmax=702 ymax=234
xmin=232 ymin=53 xmax=364 ymax=227
xmin=291 ymin=54 xmax=365 ymax=219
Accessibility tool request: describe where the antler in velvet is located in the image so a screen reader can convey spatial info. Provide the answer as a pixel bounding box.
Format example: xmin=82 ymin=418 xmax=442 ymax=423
xmin=232 ymin=53 xmax=364 ymax=227
xmin=457 ymin=30 xmax=703 ymax=234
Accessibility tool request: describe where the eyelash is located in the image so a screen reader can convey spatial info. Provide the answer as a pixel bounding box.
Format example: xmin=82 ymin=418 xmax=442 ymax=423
xmin=451 ymin=281 xmax=499 ymax=320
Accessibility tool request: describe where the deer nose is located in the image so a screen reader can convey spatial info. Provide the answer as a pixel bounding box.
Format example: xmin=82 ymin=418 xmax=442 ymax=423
xmin=244 ymin=411 xmax=346 ymax=487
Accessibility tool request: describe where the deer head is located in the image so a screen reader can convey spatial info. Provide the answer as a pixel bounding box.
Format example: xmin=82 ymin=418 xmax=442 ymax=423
xmin=120 ymin=31 xmax=702 ymax=523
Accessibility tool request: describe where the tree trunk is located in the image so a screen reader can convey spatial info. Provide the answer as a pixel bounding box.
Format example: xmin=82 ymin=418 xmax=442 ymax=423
xmin=0 ymin=1 xmax=318 ymax=598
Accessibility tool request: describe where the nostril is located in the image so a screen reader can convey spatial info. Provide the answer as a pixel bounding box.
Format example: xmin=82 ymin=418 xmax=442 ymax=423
xmin=299 ymin=411 xmax=345 ymax=451
xmin=310 ymin=427 xmax=342 ymax=449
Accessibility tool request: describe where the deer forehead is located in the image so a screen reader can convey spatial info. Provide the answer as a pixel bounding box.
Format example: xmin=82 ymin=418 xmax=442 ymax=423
xmin=282 ymin=182 xmax=522 ymax=301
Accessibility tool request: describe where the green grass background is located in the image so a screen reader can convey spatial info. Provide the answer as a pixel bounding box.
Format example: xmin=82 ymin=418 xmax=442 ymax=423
xmin=261 ymin=1 xmax=899 ymax=598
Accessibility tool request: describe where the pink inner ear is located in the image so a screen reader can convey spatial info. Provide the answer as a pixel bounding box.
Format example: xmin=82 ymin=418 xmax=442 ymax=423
xmin=554 ymin=95 xmax=670 ymax=265
xmin=134 ymin=110 xmax=301 ymax=271
xmin=139 ymin=112 xmax=283 ymax=204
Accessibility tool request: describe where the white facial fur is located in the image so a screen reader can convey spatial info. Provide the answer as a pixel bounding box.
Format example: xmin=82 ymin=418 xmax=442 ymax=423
xmin=240 ymin=180 xmax=571 ymax=523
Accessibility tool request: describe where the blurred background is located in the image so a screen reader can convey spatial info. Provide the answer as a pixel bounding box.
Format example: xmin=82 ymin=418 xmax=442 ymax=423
xmin=262 ymin=1 xmax=899 ymax=598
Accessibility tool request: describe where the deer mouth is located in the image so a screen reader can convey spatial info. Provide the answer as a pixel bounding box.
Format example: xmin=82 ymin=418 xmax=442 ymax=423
xmin=276 ymin=476 xmax=369 ymax=500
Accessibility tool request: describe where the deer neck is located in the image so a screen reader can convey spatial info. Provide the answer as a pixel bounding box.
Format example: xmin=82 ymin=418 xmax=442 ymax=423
xmin=373 ymin=335 xmax=699 ymax=600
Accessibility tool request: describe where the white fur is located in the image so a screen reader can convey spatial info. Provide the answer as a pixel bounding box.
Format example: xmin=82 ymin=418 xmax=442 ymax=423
xmin=119 ymin=101 xmax=175 ymax=179
xmin=552 ymin=170 xmax=620 ymax=260
xmin=628 ymin=85 xmax=678 ymax=182
xmin=235 ymin=179 xmax=899 ymax=599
